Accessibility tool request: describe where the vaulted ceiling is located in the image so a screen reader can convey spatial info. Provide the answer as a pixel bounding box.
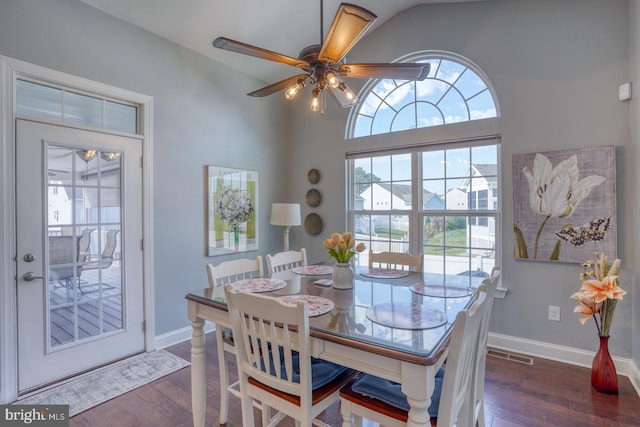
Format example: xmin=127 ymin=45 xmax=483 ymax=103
xmin=79 ymin=0 xmax=484 ymax=84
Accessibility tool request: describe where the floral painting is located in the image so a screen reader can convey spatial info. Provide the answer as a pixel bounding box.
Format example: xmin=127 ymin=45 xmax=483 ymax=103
xmin=206 ymin=166 xmax=258 ymax=256
xmin=512 ymin=146 xmax=616 ymax=263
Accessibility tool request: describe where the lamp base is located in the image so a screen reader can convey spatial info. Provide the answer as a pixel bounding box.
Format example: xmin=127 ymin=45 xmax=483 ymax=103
xmin=282 ymin=226 xmax=290 ymax=252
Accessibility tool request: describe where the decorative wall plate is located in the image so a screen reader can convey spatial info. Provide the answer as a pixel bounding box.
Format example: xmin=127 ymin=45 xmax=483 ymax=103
xmin=304 ymin=213 xmax=323 ymax=235
xmin=306 ymin=189 xmax=321 ymax=207
xmin=307 ymin=168 xmax=320 ymax=184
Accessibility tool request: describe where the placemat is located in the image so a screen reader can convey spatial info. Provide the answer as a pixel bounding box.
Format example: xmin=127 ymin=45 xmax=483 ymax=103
xmin=231 ymin=278 xmax=287 ymax=293
xmin=291 ymin=265 xmax=333 ymax=276
xmin=365 ymin=303 xmax=447 ymax=330
xmin=410 ymin=283 xmax=475 ymax=298
xmin=277 ymin=295 xmax=335 ymax=316
xmin=359 ymin=268 xmax=410 ymax=279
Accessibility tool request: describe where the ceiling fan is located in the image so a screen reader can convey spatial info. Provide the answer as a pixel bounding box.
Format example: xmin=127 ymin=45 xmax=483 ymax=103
xmin=213 ymin=2 xmax=430 ymax=112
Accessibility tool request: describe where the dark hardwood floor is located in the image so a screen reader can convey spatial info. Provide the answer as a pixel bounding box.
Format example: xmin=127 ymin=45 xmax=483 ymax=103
xmin=69 ymin=332 xmax=640 ymax=426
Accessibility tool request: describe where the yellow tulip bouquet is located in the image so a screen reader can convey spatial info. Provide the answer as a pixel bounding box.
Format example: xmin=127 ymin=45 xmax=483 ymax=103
xmin=323 ymin=232 xmax=365 ymax=263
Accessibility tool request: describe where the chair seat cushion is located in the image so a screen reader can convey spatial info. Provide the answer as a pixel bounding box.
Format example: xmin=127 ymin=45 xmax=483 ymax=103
xmin=351 ymin=367 xmax=444 ymax=417
xmin=260 ymin=349 xmax=348 ymax=390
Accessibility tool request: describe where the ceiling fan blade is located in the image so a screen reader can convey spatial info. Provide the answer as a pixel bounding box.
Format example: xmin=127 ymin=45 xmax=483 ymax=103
xmin=339 ymin=63 xmax=431 ymax=80
xmin=213 ymin=37 xmax=310 ymax=68
xmin=247 ymin=74 xmax=309 ymax=97
xmin=318 ymin=3 xmax=377 ymax=65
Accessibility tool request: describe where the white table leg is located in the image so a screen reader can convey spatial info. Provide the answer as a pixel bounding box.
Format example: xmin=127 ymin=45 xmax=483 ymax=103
xmin=190 ymin=318 xmax=206 ymax=427
xmin=402 ymin=362 xmax=436 ymax=427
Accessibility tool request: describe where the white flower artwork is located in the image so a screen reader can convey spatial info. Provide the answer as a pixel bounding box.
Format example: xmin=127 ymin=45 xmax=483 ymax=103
xmin=512 ymin=146 xmax=616 ymax=263
xmin=206 ymin=166 xmax=258 ymax=256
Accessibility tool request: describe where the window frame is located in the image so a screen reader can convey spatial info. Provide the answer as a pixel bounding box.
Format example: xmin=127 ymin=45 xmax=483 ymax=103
xmin=345 ymin=50 xmax=500 ymax=140
xmin=347 ymin=137 xmax=501 ymax=276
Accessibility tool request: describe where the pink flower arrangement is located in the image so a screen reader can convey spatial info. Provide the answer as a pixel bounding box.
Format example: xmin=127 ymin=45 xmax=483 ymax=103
xmin=570 ymin=252 xmax=626 ymax=337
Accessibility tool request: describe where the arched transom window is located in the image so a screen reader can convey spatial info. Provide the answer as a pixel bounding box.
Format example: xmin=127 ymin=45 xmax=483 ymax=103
xmin=348 ymin=51 xmax=499 ymax=138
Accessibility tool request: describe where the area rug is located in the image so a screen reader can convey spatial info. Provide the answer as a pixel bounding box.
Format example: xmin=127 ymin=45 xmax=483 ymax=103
xmin=14 ymin=350 xmax=190 ymax=417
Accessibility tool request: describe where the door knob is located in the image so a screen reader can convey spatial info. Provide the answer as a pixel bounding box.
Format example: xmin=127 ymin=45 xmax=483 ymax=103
xmin=23 ymin=272 xmax=45 ymax=281
xmin=23 ymin=253 xmax=36 ymax=262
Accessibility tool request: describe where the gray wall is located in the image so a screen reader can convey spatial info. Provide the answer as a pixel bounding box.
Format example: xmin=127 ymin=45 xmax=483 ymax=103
xmin=290 ymin=0 xmax=637 ymax=358
xmin=0 ymin=0 xmax=637 ymax=363
xmin=630 ymin=0 xmax=640 ymax=368
xmin=0 ymin=0 xmax=291 ymax=335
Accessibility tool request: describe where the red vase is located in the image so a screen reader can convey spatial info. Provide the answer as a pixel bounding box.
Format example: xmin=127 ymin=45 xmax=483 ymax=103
xmin=591 ymin=335 xmax=618 ymax=394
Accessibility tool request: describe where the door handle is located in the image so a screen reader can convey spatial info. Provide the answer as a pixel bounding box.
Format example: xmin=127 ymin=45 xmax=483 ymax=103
xmin=23 ymin=272 xmax=45 ymax=281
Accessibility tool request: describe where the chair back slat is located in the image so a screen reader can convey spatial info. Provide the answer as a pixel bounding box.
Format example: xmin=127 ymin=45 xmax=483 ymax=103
xmin=266 ymin=248 xmax=307 ymax=273
xmin=206 ymin=257 xmax=263 ymax=288
xmin=368 ymin=251 xmax=423 ymax=272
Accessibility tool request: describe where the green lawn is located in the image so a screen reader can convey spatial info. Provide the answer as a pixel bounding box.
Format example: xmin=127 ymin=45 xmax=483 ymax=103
xmin=424 ymin=228 xmax=467 ymax=255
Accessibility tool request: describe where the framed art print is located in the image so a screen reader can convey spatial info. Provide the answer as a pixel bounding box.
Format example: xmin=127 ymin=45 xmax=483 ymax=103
xmin=206 ymin=166 xmax=258 ymax=256
xmin=512 ymin=146 xmax=616 ymax=263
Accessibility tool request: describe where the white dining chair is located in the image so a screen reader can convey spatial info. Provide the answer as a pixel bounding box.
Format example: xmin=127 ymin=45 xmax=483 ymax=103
xmin=339 ymin=290 xmax=489 ymax=427
xmin=205 ymin=256 xmax=263 ymax=425
xmin=265 ymin=248 xmax=307 ymax=274
xmin=224 ymin=284 xmax=357 ymax=427
xmin=468 ymin=265 xmax=501 ymax=427
xmin=368 ymin=250 xmax=424 ymax=272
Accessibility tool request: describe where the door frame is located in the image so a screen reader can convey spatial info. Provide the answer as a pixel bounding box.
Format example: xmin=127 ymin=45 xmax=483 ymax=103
xmin=0 ymin=55 xmax=155 ymax=403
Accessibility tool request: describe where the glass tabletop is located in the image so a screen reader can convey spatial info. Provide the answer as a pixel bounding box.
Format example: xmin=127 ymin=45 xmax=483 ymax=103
xmin=186 ymin=267 xmax=481 ymax=359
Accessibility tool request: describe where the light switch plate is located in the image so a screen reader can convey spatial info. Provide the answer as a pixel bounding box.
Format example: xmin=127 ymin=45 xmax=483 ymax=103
xmin=619 ymin=82 xmax=632 ymax=101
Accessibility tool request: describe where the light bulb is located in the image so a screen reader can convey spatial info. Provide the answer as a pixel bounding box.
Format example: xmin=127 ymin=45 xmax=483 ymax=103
xmin=285 ymin=80 xmax=304 ymax=100
xmin=311 ymin=88 xmax=320 ymax=112
xmin=325 ymin=70 xmax=339 ymax=88
xmin=338 ymin=82 xmax=356 ymax=102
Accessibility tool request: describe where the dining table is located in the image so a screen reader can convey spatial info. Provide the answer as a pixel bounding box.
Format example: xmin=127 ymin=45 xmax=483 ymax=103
xmin=185 ymin=265 xmax=483 ymax=427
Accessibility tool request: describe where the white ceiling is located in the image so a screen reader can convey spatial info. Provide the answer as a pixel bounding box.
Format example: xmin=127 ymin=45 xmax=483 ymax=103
xmin=79 ymin=0 xmax=483 ymax=85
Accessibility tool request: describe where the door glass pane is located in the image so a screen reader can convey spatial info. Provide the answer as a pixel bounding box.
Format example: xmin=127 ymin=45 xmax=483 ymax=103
xmin=46 ymin=143 xmax=124 ymax=350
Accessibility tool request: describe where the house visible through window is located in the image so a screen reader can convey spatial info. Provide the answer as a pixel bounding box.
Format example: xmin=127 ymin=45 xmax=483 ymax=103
xmin=348 ymin=141 xmax=500 ymax=278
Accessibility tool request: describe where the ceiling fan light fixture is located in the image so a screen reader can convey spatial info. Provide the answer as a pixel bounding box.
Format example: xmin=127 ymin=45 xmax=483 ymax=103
xmin=311 ymin=88 xmax=321 ymax=111
xmin=338 ymin=82 xmax=356 ymax=102
xmin=325 ymin=70 xmax=340 ymax=88
xmin=284 ymin=79 xmax=305 ymax=100
xmin=76 ymin=149 xmax=97 ymax=162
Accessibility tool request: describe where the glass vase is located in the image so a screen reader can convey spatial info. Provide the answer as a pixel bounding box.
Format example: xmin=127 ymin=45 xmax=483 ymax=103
xmin=332 ymin=263 xmax=354 ymax=289
xmin=591 ymin=335 xmax=618 ymax=394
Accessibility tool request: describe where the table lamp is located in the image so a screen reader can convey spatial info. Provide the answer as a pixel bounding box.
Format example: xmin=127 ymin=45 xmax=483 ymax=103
xmin=270 ymin=203 xmax=301 ymax=251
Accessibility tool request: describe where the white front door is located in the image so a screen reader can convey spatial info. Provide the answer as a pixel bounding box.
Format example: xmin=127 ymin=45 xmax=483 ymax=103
xmin=16 ymin=119 xmax=145 ymax=393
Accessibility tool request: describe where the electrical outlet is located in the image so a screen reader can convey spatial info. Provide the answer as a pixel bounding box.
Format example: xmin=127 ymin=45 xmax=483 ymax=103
xmin=548 ymin=305 xmax=560 ymax=321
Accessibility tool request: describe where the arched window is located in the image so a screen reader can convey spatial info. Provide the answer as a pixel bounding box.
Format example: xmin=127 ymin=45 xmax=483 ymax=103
xmin=347 ymin=51 xmax=499 ymax=139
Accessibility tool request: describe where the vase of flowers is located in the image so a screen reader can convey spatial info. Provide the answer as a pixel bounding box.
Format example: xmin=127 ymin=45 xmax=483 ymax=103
xmin=216 ymin=184 xmax=254 ymax=247
xmin=570 ymin=252 xmax=626 ymax=394
xmin=323 ymin=232 xmax=365 ymax=290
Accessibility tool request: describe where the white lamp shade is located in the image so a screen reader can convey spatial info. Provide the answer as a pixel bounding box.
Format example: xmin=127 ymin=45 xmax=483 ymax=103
xmin=270 ymin=203 xmax=301 ymax=226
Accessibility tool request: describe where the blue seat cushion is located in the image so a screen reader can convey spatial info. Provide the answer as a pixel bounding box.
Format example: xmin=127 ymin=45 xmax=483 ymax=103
xmin=351 ymin=367 xmax=444 ymax=417
xmin=259 ymin=348 xmax=348 ymax=390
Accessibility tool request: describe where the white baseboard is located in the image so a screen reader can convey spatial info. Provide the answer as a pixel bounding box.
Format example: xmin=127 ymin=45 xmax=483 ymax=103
xmin=154 ymin=323 xmax=215 ymax=350
xmin=488 ymin=332 xmax=639 ymax=397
